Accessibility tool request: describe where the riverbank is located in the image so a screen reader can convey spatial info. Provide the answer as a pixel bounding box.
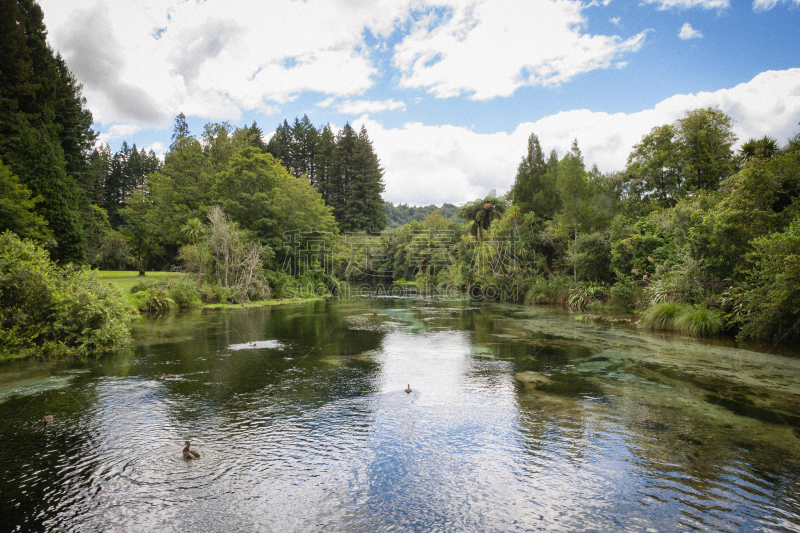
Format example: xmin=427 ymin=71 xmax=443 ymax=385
xmin=100 ymin=272 xmax=325 ymax=314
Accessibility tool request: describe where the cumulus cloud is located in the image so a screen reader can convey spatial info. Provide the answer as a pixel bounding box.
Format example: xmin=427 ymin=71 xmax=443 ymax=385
xmin=96 ymin=124 xmax=142 ymax=145
xmin=394 ymin=0 xmax=647 ymax=99
xmin=144 ymin=142 xmax=167 ymax=158
xmin=42 ymin=0 xmax=411 ymax=126
xmin=641 ymin=0 xmax=729 ymax=9
xmin=679 ymin=22 xmax=703 ymax=40
xmin=52 ymin=2 xmax=168 ymax=126
xmin=359 ymin=69 xmax=800 ymax=205
xmin=336 ymin=99 xmax=406 ymax=114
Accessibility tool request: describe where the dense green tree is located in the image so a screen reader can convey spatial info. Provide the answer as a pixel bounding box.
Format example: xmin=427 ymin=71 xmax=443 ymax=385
xmin=341 ymin=125 xmax=386 ymax=232
xmin=626 ymin=124 xmax=682 ymax=210
xmin=148 ymin=116 xmax=212 ymax=245
xmin=119 ymin=187 xmax=164 ymax=275
xmin=290 ymin=115 xmax=319 ymax=181
xmin=739 ymin=136 xmax=780 ymax=163
xmin=738 ymin=216 xmax=800 ymax=344
xmin=83 ymin=144 xmax=112 ymax=206
xmin=14 ymin=119 xmax=85 ymax=263
xmin=512 ymin=133 xmax=560 ymax=219
xmin=557 ymin=139 xmax=589 ymax=282
xmin=244 ymin=121 xmax=268 ymax=152
xmin=103 ymin=142 xmax=160 ymax=227
xmin=52 ymin=53 xmax=96 ymax=180
xmin=266 ymin=119 xmax=292 ymax=167
xmin=329 ymin=123 xmax=359 ymax=228
xmin=170 ymin=112 xmax=193 ymax=150
xmin=0 ymin=0 xmax=95 ymax=263
xmin=676 ymin=107 xmax=737 ymax=192
xmin=315 ymin=124 xmax=336 ymax=203
xmin=0 ymin=231 xmax=137 ymax=359
xmin=0 ymin=161 xmax=50 ymax=242
xmin=459 ymin=191 xmax=509 ymax=238
xmin=384 ymin=202 xmax=462 ymax=228
xmin=213 ymin=147 xmax=338 ymax=265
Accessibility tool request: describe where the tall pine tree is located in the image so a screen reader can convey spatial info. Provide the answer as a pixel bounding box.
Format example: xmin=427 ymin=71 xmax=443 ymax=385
xmin=0 ymin=0 xmax=94 ymax=263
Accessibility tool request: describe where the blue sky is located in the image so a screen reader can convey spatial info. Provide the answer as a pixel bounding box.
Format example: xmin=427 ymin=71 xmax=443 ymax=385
xmin=40 ymin=0 xmax=800 ymax=205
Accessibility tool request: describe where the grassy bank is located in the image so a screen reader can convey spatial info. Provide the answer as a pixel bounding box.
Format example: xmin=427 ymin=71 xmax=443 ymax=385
xmin=101 ymin=272 xmax=185 ymax=295
xmin=100 ymin=272 xmax=324 ymax=313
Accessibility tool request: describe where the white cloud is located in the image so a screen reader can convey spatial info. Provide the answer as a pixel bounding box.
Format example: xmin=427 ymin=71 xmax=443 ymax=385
xmin=96 ymin=124 xmax=143 ymax=145
xmin=610 ymin=16 xmax=622 ymax=27
xmin=752 ymin=0 xmax=800 ymax=11
xmin=40 ymin=0 xmax=413 ymax=126
xmin=144 ymin=142 xmax=167 ymax=159
xmin=336 ymin=99 xmax=406 ymax=114
xmin=360 ymin=69 xmax=800 ymax=205
xmin=641 ymin=0 xmax=729 ymax=9
xmin=678 ymin=22 xmax=703 ymax=40
xmin=315 ymin=96 xmax=337 ymax=109
xmin=393 ymin=0 xmax=647 ymax=100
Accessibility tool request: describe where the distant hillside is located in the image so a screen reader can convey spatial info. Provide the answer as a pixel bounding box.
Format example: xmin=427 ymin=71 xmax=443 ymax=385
xmin=384 ymin=202 xmax=463 ymax=229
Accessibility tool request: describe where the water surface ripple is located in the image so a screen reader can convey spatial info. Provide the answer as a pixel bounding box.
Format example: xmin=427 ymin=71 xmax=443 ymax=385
xmin=1 ymin=299 xmax=799 ymax=531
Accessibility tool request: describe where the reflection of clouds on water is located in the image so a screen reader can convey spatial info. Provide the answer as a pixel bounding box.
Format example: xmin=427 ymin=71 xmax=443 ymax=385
xmin=1 ymin=299 xmax=800 ymax=531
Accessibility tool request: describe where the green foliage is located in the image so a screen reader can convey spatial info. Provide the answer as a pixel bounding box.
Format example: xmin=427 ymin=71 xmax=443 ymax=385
xmin=459 ymin=191 xmax=509 ymax=237
xmin=196 ymin=283 xmax=238 ymax=304
xmin=626 ymin=124 xmax=681 ymax=211
xmin=638 ymin=302 xmax=689 ymax=331
xmin=567 ymin=282 xmax=607 ymax=311
xmin=639 ymin=301 xmax=722 ymax=337
xmin=119 ymin=187 xmax=164 ymax=275
xmin=0 ymin=161 xmax=50 ymax=242
xmin=384 ymin=202 xmax=462 ymax=229
xmin=0 ymin=232 xmax=137 ymax=359
xmin=512 ymin=133 xmax=560 ymax=219
xmin=267 ymin=118 xmax=386 ymax=232
xmin=609 ymin=278 xmax=641 ymax=311
xmin=675 ymin=107 xmax=737 ymax=192
xmin=522 ymin=275 xmax=570 ymax=306
xmin=674 ymin=306 xmax=723 ymax=337
xmin=573 ymin=232 xmax=612 ymax=282
xmin=204 ymin=206 xmax=271 ymax=303
xmin=737 ymin=217 xmax=800 ymax=345
xmin=166 ymin=276 xmax=201 ymax=309
xmin=0 ymin=2 xmax=96 ymax=264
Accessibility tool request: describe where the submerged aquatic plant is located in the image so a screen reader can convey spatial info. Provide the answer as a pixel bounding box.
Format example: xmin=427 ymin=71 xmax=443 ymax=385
xmin=638 ymin=302 xmax=688 ymax=331
xmin=674 ymin=306 xmax=723 ymax=337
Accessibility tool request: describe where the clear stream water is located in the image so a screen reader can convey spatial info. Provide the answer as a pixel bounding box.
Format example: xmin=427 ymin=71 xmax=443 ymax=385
xmin=1 ymin=297 xmax=799 ymax=532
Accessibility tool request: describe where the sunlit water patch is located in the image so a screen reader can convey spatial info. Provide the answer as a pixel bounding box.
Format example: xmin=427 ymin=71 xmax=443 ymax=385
xmin=0 ymin=299 xmax=798 ymax=531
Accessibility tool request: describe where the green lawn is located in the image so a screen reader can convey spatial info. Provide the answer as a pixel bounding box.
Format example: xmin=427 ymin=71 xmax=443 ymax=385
xmin=95 ymin=270 xmax=185 ymax=280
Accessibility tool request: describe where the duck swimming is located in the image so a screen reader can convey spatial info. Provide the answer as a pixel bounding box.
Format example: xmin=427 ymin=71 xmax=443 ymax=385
xmin=405 ymin=384 xmax=412 ymax=394
xmin=162 ymin=374 xmax=177 ymax=379
xmin=183 ymin=441 xmax=201 ymax=459
xmin=42 ymin=415 xmax=53 ymax=424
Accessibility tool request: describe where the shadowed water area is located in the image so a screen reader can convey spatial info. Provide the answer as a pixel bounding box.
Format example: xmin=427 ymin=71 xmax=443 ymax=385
xmin=1 ymin=297 xmax=799 ymax=531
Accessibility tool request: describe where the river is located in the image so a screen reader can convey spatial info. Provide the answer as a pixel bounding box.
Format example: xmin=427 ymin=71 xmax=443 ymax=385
xmin=1 ymin=296 xmax=799 ymax=531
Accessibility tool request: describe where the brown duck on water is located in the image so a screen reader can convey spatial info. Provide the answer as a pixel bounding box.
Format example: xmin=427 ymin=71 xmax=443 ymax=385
xmin=183 ymin=441 xmax=201 ymax=459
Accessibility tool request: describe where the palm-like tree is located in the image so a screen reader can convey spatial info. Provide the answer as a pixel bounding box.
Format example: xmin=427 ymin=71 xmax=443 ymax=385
xmin=459 ymin=191 xmax=509 ymax=239
xmin=740 ymin=136 xmax=780 ymax=163
xmin=181 ymin=217 xmax=207 ymax=280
